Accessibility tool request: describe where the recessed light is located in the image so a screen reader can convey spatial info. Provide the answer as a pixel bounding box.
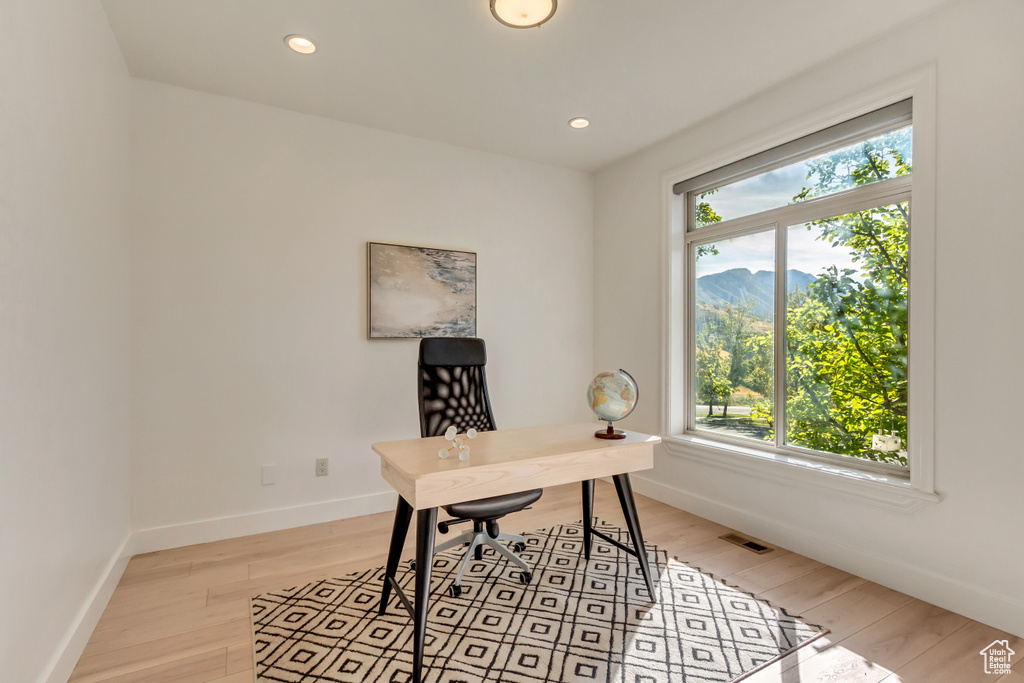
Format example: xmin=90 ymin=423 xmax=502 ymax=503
xmin=569 ymin=117 xmax=590 ymax=129
xmin=285 ymin=34 xmax=316 ymax=55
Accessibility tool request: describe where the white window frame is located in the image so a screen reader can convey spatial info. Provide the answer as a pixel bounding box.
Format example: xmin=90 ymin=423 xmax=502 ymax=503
xmin=660 ymin=69 xmax=939 ymax=513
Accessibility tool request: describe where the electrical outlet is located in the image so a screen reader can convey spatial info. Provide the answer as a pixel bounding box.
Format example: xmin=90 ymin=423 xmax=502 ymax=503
xmin=315 ymin=458 xmax=329 ymax=477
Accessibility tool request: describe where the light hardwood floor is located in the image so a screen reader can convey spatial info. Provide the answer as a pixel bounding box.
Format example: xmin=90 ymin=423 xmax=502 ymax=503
xmin=69 ymin=481 xmax=1021 ymax=682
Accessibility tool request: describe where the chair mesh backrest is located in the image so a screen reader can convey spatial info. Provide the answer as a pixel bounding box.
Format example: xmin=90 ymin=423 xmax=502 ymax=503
xmin=418 ymin=339 xmax=497 ymax=438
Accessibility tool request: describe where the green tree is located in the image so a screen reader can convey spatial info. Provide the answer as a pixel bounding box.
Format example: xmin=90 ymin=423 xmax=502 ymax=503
xmin=744 ymin=331 xmax=774 ymax=400
xmin=717 ymin=302 xmax=755 ymax=417
xmin=788 ymin=128 xmax=910 ymax=464
xmin=695 ymin=323 xmax=733 ymax=417
xmin=695 ymin=189 xmax=722 ymax=260
xmin=786 ymin=204 xmax=908 ymax=464
xmin=697 ymin=301 xmax=773 ymax=422
xmin=695 ymin=189 xmax=722 ymax=228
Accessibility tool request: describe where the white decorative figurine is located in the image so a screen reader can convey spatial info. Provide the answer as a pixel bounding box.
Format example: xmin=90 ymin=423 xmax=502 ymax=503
xmin=871 ymin=431 xmax=902 ymax=453
xmin=439 ymin=426 xmax=478 ymax=460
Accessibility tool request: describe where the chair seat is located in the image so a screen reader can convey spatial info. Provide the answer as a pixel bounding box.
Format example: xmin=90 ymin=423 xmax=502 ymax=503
xmin=444 ymin=489 xmax=542 ymax=520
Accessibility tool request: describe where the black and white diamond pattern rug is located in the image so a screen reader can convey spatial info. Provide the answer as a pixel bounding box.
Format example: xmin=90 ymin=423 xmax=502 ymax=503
xmin=250 ymin=520 xmax=826 ymax=682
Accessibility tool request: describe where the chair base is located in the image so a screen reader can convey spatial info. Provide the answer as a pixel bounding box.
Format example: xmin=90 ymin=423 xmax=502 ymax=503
xmin=434 ymin=529 xmax=530 ymax=590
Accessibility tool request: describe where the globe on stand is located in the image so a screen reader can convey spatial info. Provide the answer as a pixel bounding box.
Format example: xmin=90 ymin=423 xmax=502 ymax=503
xmin=587 ymin=370 xmax=638 ymax=439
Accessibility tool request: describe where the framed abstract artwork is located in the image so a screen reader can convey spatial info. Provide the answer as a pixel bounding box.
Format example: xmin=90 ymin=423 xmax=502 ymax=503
xmin=367 ymin=242 xmax=477 ymax=339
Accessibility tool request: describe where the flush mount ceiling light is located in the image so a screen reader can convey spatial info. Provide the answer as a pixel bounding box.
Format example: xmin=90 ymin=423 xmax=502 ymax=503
xmin=490 ymin=0 xmax=557 ymax=29
xmin=284 ymin=34 xmax=316 ymax=54
xmin=569 ymin=117 xmax=590 ymax=129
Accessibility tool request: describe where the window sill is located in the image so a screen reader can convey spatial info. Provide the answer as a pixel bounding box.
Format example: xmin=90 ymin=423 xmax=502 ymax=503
xmin=662 ymin=434 xmax=940 ymax=514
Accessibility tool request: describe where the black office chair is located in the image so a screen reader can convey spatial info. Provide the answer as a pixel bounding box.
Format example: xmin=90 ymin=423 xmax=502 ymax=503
xmin=418 ymin=337 xmax=542 ymax=597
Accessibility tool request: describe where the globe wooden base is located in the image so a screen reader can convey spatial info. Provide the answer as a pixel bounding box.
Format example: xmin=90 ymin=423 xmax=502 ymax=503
xmin=595 ymin=424 xmax=626 ymax=439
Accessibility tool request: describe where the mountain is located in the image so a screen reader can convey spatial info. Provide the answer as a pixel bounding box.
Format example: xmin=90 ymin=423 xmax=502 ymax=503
xmin=696 ymin=268 xmax=816 ymax=319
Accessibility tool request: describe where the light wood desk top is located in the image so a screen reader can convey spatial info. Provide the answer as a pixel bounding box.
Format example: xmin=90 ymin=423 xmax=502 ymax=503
xmin=373 ymin=422 xmax=660 ymax=510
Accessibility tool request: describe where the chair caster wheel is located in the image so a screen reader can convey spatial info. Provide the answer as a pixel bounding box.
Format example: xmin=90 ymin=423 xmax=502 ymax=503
xmin=409 ymin=561 xmax=415 ymax=570
xmin=519 ymin=572 xmax=532 ymax=585
xmin=513 ymin=542 xmax=526 ymax=553
xmin=438 ymin=522 xmax=450 ymax=534
xmin=449 ymin=584 xmax=463 ymax=598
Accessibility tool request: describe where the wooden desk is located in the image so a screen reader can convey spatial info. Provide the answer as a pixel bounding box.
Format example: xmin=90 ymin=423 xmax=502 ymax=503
xmin=373 ymin=422 xmax=661 ymax=683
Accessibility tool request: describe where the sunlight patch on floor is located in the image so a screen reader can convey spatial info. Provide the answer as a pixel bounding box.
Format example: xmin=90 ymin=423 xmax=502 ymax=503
xmin=743 ymin=636 xmax=899 ymax=682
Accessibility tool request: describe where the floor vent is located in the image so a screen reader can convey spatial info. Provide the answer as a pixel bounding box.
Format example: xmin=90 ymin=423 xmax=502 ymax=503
xmin=719 ymin=533 xmax=774 ymax=555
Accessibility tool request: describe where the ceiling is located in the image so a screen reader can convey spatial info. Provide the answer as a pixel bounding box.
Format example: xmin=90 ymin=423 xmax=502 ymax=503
xmin=100 ymin=0 xmax=953 ymax=172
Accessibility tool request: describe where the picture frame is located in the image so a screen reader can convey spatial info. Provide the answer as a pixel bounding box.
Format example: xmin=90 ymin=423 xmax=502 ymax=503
xmin=367 ymin=242 xmax=477 ymax=339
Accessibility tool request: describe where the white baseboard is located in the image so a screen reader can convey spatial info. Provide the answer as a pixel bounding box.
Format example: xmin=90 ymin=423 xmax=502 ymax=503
xmin=43 ymin=490 xmax=400 ymax=683
xmin=40 ymin=535 xmax=132 ymax=683
xmin=631 ymin=474 xmax=1024 ymax=639
xmin=130 ymin=490 xmax=399 ymax=555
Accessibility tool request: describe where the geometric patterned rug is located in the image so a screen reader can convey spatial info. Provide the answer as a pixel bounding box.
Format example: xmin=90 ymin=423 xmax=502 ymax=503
xmin=250 ymin=520 xmax=827 ymax=682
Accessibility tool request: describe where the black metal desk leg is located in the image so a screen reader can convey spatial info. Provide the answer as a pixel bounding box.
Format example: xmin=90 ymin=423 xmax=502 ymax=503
xmin=612 ymin=473 xmax=656 ymax=600
xmin=413 ymin=507 xmax=438 ymax=683
xmin=379 ymin=496 xmax=414 ymax=615
xmin=582 ymin=479 xmax=595 ymax=560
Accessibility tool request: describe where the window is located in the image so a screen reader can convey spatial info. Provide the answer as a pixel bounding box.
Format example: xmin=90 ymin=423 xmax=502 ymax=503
xmin=675 ymin=100 xmax=913 ymax=474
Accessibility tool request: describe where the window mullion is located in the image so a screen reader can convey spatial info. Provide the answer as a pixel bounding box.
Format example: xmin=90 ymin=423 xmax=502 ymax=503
xmin=685 ymin=241 xmax=696 ymax=433
xmin=685 ymin=220 xmax=776 ymax=250
xmin=774 ymin=224 xmax=787 ymax=449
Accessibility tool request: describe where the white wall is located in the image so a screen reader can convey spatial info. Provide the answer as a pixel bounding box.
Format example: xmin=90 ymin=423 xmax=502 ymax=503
xmin=594 ymin=0 xmax=1024 ymax=636
xmin=0 ymin=1 xmax=133 ymax=682
xmin=130 ymin=80 xmax=594 ymax=545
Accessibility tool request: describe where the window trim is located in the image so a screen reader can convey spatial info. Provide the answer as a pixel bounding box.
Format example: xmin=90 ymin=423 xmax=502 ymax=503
xmin=660 ymin=69 xmax=938 ymax=510
xmin=660 ymin=433 xmax=939 ymax=514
